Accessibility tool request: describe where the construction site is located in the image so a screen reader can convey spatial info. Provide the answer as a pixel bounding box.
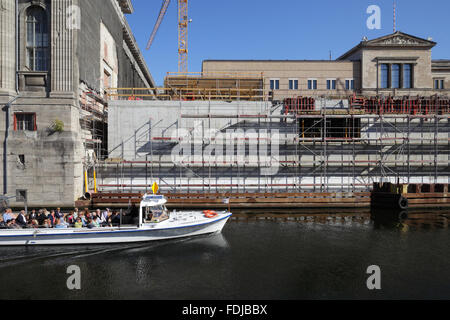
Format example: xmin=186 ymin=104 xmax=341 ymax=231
xmin=76 ymin=1 xmax=450 ymax=211
xmin=74 ymin=71 xmax=448 ymax=210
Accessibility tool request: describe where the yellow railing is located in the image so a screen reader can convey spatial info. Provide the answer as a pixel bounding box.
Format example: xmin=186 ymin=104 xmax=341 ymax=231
xmin=166 ymin=71 xmax=265 ymax=79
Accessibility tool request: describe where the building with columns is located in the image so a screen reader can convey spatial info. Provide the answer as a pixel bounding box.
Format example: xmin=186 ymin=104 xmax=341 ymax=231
xmin=201 ymin=32 xmax=450 ymax=101
xmin=0 ymin=0 xmax=154 ymax=207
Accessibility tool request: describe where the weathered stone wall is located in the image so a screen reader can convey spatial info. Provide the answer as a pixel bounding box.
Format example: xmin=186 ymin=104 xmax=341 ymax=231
xmin=0 ymin=0 xmax=152 ymax=207
xmin=361 ymin=48 xmax=432 ymax=92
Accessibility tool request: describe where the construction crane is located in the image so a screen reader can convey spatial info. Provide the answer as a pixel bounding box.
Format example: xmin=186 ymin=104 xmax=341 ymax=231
xmin=146 ymin=0 xmax=190 ymax=74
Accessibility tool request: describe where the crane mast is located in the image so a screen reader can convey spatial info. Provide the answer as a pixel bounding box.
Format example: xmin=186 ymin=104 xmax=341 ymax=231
xmin=178 ymin=0 xmax=189 ymax=73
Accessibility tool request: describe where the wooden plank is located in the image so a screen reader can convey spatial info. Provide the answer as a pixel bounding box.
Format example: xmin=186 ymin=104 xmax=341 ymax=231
xmin=93 ymin=199 xmax=141 ymax=204
xmin=408 ymin=198 xmax=450 ymax=204
xmin=167 ymin=198 xmax=369 ymax=204
xmin=403 ymin=193 xmax=449 ymax=199
xmin=167 ymin=203 xmax=371 ymax=209
xmin=92 ymin=193 xmax=142 ymax=198
xmin=163 ymin=192 xmax=364 ymax=198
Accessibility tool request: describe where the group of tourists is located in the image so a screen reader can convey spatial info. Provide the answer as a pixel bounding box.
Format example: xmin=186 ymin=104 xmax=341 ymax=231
xmin=0 ymin=208 xmax=123 ymax=229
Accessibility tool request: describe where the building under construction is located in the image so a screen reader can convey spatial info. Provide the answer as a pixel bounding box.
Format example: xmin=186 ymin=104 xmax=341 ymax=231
xmin=81 ymin=31 xmax=450 ymax=210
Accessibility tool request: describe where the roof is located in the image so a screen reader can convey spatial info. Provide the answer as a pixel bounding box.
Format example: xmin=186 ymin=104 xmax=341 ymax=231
xmin=337 ymin=31 xmax=437 ymax=61
xmin=117 ymin=0 xmax=134 ymax=14
xmin=203 ymin=60 xmax=353 ymax=63
xmin=432 ymin=60 xmax=450 ymax=72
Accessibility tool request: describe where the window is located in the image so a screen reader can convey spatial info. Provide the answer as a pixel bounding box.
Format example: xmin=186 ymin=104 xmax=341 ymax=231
xmin=391 ymin=64 xmax=400 ymax=89
xmin=434 ymin=79 xmax=445 ymax=90
xmin=26 ymin=6 xmax=49 ymax=71
xmin=18 ymin=155 xmax=25 ymax=166
xmin=289 ymin=79 xmax=298 ymax=90
xmin=14 ymin=113 xmax=37 ymax=131
xmin=381 ymin=63 xmax=414 ymax=89
xmin=104 ymin=70 xmax=111 ymax=89
xmin=299 ymin=118 xmax=361 ymax=139
xmin=270 ymin=79 xmax=279 ymax=90
xmin=345 ymin=79 xmax=355 ymax=90
xmin=16 ymin=190 xmax=27 ymax=202
xmin=381 ymin=64 xmax=389 ymax=89
xmin=326 ymin=79 xmax=336 ymax=90
xmin=307 ymin=79 xmax=317 ymax=90
xmin=403 ymin=64 xmax=412 ymax=89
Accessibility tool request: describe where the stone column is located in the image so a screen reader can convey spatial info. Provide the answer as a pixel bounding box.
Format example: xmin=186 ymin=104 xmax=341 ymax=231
xmin=50 ymin=0 xmax=75 ymax=98
xmin=0 ymin=0 xmax=16 ymax=95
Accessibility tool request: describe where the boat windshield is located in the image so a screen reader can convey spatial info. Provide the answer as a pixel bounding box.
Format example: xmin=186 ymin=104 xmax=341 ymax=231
xmin=143 ymin=205 xmax=169 ymax=223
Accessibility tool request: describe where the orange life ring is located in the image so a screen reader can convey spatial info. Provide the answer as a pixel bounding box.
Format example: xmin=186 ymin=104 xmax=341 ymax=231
xmin=203 ymin=210 xmax=218 ymax=218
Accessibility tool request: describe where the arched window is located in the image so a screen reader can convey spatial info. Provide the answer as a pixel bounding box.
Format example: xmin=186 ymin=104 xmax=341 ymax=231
xmin=26 ymin=6 xmax=49 ymax=71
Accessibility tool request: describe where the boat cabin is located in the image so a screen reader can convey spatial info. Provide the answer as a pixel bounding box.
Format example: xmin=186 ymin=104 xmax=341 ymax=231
xmin=139 ymin=194 xmax=170 ymax=226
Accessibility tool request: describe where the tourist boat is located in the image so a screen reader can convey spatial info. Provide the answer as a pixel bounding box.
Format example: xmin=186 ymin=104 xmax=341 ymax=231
xmin=0 ymin=194 xmax=232 ymax=246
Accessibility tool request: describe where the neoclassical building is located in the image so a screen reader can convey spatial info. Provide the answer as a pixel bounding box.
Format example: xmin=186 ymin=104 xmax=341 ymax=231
xmin=0 ymin=0 xmax=154 ymax=207
xmin=202 ymin=31 xmax=450 ymax=100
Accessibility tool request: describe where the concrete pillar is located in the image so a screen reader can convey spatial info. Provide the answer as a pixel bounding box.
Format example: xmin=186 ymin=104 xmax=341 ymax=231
xmin=50 ymin=0 xmax=75 ymax=97
xmin=0 ymin=0 xmax=16 ymax=94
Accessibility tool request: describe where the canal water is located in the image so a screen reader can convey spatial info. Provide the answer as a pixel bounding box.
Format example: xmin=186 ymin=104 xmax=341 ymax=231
xmin=0 ymin=210 xmax=449 ymax=300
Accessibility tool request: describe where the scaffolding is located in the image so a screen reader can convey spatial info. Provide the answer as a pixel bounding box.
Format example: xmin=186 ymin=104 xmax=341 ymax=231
xmin=96 ymin=96 xmax=450 ymax=195
xmin=79 ymin=87 xmax=108 ymax=161
xmin=107 ymin=72 xmax=266 ymax=101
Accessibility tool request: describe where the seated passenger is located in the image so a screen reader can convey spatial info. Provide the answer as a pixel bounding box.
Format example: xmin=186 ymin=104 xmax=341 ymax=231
xmin=66 ymin=212 xmax=75 ymax=225
xmin=0 ymin=216 xmax=6 ymax=229
xmin=41 ymin=219 xmax=52 ymax=228
xmin=73 ymin=208 xmax=79 ymax=219
xmin=29 ymin=209 xmax=38 ymax=221
xmin=31 ymin=219 xmax=40 ymax=228
xmin=16 ymin=210 xmax=28 ymax=227
xmin=55 ymin=208 xmax=64 ymax=219
xmin=54 ymin=218 xmax=68 ymax=229
xmin=101 ymin=211 xmax=112 ymax=227
xmin=26 ymin=219 xmax=39 ymax=229
xmin=37 ymin=209 xmax=47 ymax=226
xmin=111 ymin=212 xmax=121 ymax=226
xmin=2 ymin=209 xmax=13 ymax=223
xmin=74 ymin=218 xmax=83 ymax=229
xmin=92 ymin=216 xmax=101 ymax=228
xmin=86 ymin=218 xmax=96 ymax=229
xmin=101 ymin=209 xmax=109 ymax=224
xmin=7 ymin=219 xmax=22 ymax=229
xmin=78 ymin=212 xmax=87 ymax=227
xmin=48 ymin=210 xmax=56 ymax=227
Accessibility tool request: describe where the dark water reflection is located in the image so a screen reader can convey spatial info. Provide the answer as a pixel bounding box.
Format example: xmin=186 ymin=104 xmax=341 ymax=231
xmin=0 ymin=210 xmax=449 ymax=300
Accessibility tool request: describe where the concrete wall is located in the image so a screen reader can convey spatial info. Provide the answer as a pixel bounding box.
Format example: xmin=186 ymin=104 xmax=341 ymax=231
xmin=103 ymin=100 xmax=449 ymax=193
xmin=108 ymin=100 xmax=274 ymax=160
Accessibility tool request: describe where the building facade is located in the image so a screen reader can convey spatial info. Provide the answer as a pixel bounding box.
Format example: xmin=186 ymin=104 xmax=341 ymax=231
xmin=0 ymin=0 xmax=154 ymax=207
xmin=202 ymin=32 xmax=450 ymax=101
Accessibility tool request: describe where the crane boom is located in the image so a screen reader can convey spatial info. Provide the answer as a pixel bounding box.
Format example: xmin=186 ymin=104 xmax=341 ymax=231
xmin=146 ymin=0 xmax=190 ymax=73
xmin=146 ymin=0 xmax=171 ymax=50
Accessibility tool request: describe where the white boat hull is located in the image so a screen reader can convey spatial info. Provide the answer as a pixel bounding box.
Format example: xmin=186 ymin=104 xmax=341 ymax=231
xmin=0 ymin=213 xmax=232 ymax=246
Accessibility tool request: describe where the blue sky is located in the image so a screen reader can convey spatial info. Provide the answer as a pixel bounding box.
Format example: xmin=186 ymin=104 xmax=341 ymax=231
xmin=127 ymin=0 xmax=450 ymax=86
